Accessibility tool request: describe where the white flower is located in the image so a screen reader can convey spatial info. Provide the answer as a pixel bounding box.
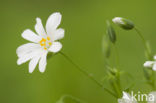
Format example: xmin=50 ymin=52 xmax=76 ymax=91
xmin=118 ymin=91 xmax=137 ymax=103
xmin=144 ymin=56 xmax=156 ymax=71
xmin=16 ymin=12 xmax=65 ymax=73
xmin=112 ymin=17 xmax=124 ymax=25
xmin=148 ymin=91 xmax=156 ymax=103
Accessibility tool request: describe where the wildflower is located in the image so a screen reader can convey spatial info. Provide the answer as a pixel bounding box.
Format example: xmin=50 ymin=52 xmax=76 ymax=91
xmin=16 ymin=12 xmax=65 ymax=73
xmin=144 ymin=56 xmax=156 ymax=71
xmin=112 ymin=17 xmax=134 ymax=30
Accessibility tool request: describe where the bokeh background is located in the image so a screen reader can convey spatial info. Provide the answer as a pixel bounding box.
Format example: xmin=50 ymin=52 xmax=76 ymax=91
xmin=1 ymin=0 xmax=156 ymax=103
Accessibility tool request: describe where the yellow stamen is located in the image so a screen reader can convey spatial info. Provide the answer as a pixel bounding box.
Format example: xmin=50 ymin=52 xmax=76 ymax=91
xmin=49 ymin=42 xmax=52 ymax=46
xmin=40 ymin=38 xmax=46 ymax=46
xmin=47 ymin=36 xmax=50 ymax=40
xmin=44 ymin=47 xmax=47 ymax=50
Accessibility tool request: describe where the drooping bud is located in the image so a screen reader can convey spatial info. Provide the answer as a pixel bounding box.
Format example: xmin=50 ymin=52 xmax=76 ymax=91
xmin=106 ymin=20 xmax=116 ymax=44
xmin=112 ymin=17 xmax=134 ymax=30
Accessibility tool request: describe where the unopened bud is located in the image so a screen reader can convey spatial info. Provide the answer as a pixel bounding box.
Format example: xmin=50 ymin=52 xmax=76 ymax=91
xmin=102 ymin=34 xmax=111 ymax=58
xmin=112 ymin=17 xmax=134 ymax=30
xmin=108 ymin=68 xmax=118 ymax=76
xmin=106 ymin=20 xmax=116 ymax=43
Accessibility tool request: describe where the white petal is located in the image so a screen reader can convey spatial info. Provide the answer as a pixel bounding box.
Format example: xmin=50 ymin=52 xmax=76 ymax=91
xmin=17 ymin=49 xmax=42 ymax=65
xmin=46 ymin=12 xmax=62 ymax=36
xmin=16 ymin=43 xmax=41 ymax=57
xmin=39 ymin=51 xmax=48 ymax=73
xmin=29 ymin=56 xmax=40 ymax=73
xmin=53 ymin=28 xmax=64 ymax=41
xmin=112 ymin=17 xmax=124 ymax=24
xmin=35 ymin=18 xmax=46 ymax=37
xmin=152 ymin=63 xmax=156 ymax=71
xmin=144 ymin=61 xmax=154 ymax=68
xmin=154 ymin=56 xmax=156 ymax=60
xmin=48 ymin=42 xmax=62 ymax=53
xmin=22 ymin=29 xmax=42 ymax=43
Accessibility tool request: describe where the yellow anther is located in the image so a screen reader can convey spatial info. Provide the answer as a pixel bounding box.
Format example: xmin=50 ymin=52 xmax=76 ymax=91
xmin=44 ymin=47 xmax=47 ymax=50
xmin=49 ymin=42 xmax=52 ymax=46
xmin=40 ymin=38 xmax=46 ymax=46
xmin=47 ymin=36 xmax=50 ymax=40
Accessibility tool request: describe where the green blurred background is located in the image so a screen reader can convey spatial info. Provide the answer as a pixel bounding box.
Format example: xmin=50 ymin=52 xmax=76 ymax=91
xmin=1 ymin=0 xmax=156 ymax=102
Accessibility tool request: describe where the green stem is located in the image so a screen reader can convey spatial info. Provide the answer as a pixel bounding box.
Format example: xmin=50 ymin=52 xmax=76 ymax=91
xmin=116 ymin=74 xmax=122 ymax=97
xmin=151 ymin=71 xmax=156 ymax=90
xmin=134 ymin=27 xmax=146 ymax=43
xmin=134 ymin=27 xmax=151 ymax=60
xmin=59 ymin=51 xmax=117 ymax=98
xmin=113 ymin=44 xmax=120 ymax=68
xmin=134 ymin=27 xmax=155 ymax=89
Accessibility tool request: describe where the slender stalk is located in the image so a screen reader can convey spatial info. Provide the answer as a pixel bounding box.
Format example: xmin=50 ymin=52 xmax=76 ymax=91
xmin=151 ymin=71 xmax=156 ymax=90
xmin=134 ymin=27 xmax=155 ymax=89
xmin=134 ymin=27 xmax=146 ymax=43
xmin=59 ymin=51 xmax=117 ymax=98
xmin=134 ymin=27 xmax=151 ymax=59
xmin=113 ymin=44 xmax=120 ymax=68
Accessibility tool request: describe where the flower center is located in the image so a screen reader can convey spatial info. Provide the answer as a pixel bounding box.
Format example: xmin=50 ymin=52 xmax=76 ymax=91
xmin=39 ymin=36 xmax=52 ymax=50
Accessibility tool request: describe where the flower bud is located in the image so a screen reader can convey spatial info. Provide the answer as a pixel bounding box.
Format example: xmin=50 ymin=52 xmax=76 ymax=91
xmin=108 ymin=68 xmax=118 ymax=76
xmin=106 ymin=20 xmax=116 ymax=43
xmin=107 ymin=67 xmax=118 ymax=76
xmin=112 ymin=17 xmax=134 ymax=30
xmin=102 ymin=34 xmax=111 ymax=58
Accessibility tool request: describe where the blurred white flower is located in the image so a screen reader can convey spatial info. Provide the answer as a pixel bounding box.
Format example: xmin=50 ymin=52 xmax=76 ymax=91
xmin=144 ymin=56 xmax=156 ymax=71
xmin=112 ymin=17 xmax=124 ymax=25
xmin=148 ymin=91 xmax=156 ymax=103
xmin=118 ymin=91 xmax=137 ymax=103
xmin=16 ymin=12 xmax=65 ymax=73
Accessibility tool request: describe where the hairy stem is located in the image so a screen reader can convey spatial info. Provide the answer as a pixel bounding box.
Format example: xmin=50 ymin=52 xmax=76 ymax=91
xmin=59 ymin=51 xmax=117 ymax=98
